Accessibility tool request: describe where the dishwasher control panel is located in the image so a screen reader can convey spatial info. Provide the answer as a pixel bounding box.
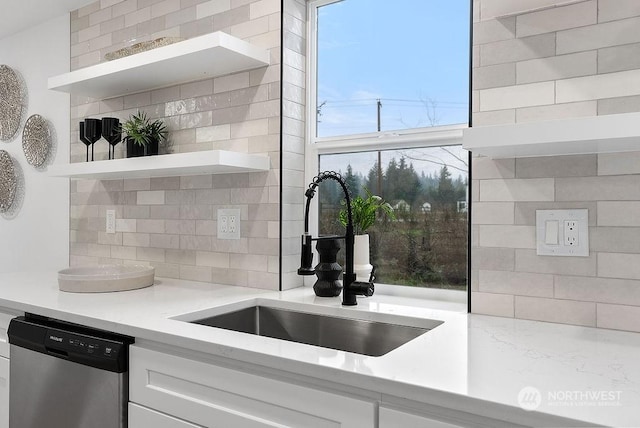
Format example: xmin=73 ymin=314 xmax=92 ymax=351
xmin=8 ymin=314 xmax=133 ymax=373
xmin=45 ymin=329 xmax=122 ymax=359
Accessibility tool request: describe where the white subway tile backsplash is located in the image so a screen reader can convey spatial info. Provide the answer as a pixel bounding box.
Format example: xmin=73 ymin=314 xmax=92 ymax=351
xmin=180 ymin=265 xmax=212 ymax=282
xmin=598 ymin=253 xmax=640 ymax=280
xmin=473 ymin=17 xmax=515 ymax=44
xmin=598 ymin=0 xmax=640 ymax=23
xmin=136 ymin=219 xmax=165 ymax=234
xmin=479 ymin=81 xmax=555 ymax=111
xmin=556 ymin=69 xmax=640 ymax=103
xmin=556 ymin=175 xmax=640 ymax=201
xmin=196 ymin=251 xmax=230 ymax=268
xmin=590 ymin=227 xmax=640 ymax=253
xmin=598 ymin=202 xmax=640 ymax=227
xmin=516 ymin=51 xmax=596 ymax=84
xmin=479 ymin=178 xmax=554 ymax=201
xmin=469 ymin=0 xmax=640 ymax=332
xmin=516 ymin=101 xmax=596 ymax=123
xmin=471 ymin=292 xmax=514 ymax=317
xmin=515 ymin=0 xmax=596 ymax=38
xmin=479 ymin=269 xmax=553 ymax=297
xmin=597 ymin=304 xmax=640 ymax=332
xmin=598 ymin=43 xmax=640 ymax=74
xmin=250 ymin=0 xmax=280 ymax=20
xmin=555 ymin=276 xmax=640 ymax=306
xmin=478 ymin=225 xmax=536 ymax=248
xmin=515 ymin=154 xmax=596 ymax=178
xmin=598 ymin=94 xmax=640 ymax=115
xmin=115 ymin=219 xmax=136 ymax=233
xmin=516 ymin=249 xmax=597 ymax=276
xmin=137 ymin=190 xmax=165 ymax=205
xmin=473 ymin=63 xmax=516 ymax=90
xmin=479 ymin=33 xmax=555 ymax=66
xmin=472 ymin=109 xmax=516 ymax=126
xmin=472 ymin=247 xmax=515 ymax=271
xmin=472 ymin=202 xmax=514 ymax=224
xmin=472 ymin=157 xmax=515 ymax=179
xmin=557 ymin=16 xmax=640 ymax=54
xmin=598 ymin=152 xmax=640 ymax=176
xmin=195 ymin=0 xmax=230 ymax=19
xmin=515 ymin=296 xmax=596 ymax=326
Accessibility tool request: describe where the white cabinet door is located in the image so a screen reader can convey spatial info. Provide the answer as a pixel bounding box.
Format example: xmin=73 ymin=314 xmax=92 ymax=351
xmin=130 ymin=345 xmax=375 ymax=428
xmin=129 ymin=403 xmax=204 ymax=428
xmin=380 ymin=406 xmax=467 ymax=428
xmin=0 ymin=357 xmax=8 ymax=428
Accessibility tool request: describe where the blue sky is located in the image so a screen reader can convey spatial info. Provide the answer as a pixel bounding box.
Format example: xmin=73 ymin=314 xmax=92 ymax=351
xmin=316 ymin=0 xmax=470 ymax=138
xmin=316 ymin=0 xmax=470 ymax=179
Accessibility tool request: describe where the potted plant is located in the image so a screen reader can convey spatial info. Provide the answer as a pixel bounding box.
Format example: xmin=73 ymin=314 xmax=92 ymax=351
xmin=339 ymin=187 xmax=395 ymax=282
xmin=121 ymin=111 xmax=168 ymax=157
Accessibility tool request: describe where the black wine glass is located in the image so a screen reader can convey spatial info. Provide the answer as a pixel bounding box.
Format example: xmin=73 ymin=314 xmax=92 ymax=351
xmin=101 ymin=117 xmax=121 ymax=160
xmin=84 ymin=118 xmax=102 ymax=161
xmin=79 ymin=121 xmax=91 ymax=162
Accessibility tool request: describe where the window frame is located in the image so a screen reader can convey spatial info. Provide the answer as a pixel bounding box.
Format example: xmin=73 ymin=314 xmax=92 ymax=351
xmin=304 ymin=0 xmax=470 ymax=303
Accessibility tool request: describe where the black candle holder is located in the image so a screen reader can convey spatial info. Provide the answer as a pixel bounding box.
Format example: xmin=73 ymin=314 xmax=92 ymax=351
xmin=313 ymin=236 xmax=343 ymax=297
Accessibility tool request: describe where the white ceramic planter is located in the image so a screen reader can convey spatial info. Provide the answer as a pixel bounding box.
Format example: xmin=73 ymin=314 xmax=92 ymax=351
xmin=354 ymin=234 xmax=373 ymax=282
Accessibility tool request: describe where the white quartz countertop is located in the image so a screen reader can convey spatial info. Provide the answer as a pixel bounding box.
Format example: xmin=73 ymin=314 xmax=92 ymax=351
xmin=1 ymin=271 xmax=639 ymax=427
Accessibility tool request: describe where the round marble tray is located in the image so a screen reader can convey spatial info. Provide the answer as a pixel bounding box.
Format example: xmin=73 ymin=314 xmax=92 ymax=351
xmin=58 ymin=264 xmax=154 ymax=293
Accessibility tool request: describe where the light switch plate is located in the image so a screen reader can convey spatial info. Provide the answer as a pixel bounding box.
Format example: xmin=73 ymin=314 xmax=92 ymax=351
xmin=536 ymin=209 xmax=589 ymax=257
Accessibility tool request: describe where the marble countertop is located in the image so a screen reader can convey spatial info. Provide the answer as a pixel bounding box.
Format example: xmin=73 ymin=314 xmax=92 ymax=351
xmin=1 ymin=271 xmax=639 ymax=427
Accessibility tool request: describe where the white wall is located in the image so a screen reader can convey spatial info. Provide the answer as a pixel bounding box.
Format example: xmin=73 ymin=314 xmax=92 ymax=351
xmin=0 ymin=14 xmax=70 ymax=273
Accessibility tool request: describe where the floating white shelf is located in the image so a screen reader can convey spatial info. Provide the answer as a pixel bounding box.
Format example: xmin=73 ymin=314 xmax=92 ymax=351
xmin=48 ymin=32 xmax=270 ymax=99
xmin=48 ymin=150 xmax=271 ymax=180
xmin=463 ymin=112 xmax=640 ymax=158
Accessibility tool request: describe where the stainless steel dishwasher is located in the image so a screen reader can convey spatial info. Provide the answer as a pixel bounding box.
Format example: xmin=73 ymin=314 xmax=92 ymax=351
xmin=7 ymin=314 xmax=133 ymax=428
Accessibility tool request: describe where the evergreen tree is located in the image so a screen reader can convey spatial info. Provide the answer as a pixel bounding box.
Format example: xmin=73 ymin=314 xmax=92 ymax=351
xmin=343 ymin=164 xmax=362 ymax=197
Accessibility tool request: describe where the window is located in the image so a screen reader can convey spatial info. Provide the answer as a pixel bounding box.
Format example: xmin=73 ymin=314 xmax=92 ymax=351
xmin=307 ymin=0 xmax=470 ymax=292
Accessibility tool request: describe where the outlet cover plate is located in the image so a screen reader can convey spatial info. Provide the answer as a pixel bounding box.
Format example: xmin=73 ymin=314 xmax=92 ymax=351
xmin=217 ymin=208 xmax=240 ymax=240
xmin=536 ymin=209 xmax=588 ymax=257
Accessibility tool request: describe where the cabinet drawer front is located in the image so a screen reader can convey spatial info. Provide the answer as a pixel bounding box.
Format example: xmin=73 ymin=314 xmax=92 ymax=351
xmin=130 ymin=345 xmax=375 ymax=428
xmin=129 ymin=403 xmax=204 ymax=428
xmin=0 ymin=311 xmax=17 ymax=359
xmin=380 ymin=406 xmax=467 ymax=428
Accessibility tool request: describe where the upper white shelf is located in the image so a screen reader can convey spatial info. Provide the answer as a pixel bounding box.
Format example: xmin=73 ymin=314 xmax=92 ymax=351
xmin=48 ymin=32 xmax=270 ymax=99
xmin=48 ymin=150 xmax=271 ymax=180
xmin=463 ymin=112 xmax=640 ymax=158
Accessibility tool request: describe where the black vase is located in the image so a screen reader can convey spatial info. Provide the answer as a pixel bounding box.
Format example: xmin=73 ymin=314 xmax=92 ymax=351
xmin=313 ymin=237 xmax=343 ymax=297
xmin=126 ymin=138 xmax=159 ymax=158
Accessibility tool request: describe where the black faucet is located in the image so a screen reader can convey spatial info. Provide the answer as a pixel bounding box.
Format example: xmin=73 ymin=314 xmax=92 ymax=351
xmin=298 ymin=171 xmax=374 ymax=306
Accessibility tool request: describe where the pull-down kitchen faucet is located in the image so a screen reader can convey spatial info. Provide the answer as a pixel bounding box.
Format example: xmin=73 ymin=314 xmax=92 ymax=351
xmin=298 ymin=171 xmax=374 ymax=306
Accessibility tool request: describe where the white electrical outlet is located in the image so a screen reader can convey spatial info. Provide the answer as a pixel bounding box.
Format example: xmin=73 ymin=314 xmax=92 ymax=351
xmin=564 ymin=220 xmax=579 ymax=246
xmin=217 ymin=208 xmax=240 ymax=239
xmin=106 ymin=210 xmax=116 ymax=234
xmin=536 ymin=209 xmax=588 ymax=256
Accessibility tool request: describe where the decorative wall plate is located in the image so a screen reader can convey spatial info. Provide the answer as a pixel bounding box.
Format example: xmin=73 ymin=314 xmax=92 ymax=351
xmin=0 ymin=150 xmax=17 ymax=213
xmin=0 ymin=65 xmax=23 ymax=141
xmin=22 ymin=114 xmax=50 ymax=167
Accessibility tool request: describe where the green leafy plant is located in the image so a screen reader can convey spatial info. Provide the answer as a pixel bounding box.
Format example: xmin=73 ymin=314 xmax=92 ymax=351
xmin=339 ymin=187 xmax=395 ymax=235
xmin=121 ymin=111 xmax=168 ymax=147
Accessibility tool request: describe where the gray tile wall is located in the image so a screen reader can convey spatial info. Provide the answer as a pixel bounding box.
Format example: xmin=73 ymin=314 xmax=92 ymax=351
xmin=69 ymin=0 xmax=285 ymax=290
xmin=280 ymin=0 xmax=306 ymax=290
xmin=472 ymin=0 xmax=640 ymax=331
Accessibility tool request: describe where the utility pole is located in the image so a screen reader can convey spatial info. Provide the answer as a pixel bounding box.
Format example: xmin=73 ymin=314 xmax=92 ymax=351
xmin=376 ymin=99 xmax=383 ymax=197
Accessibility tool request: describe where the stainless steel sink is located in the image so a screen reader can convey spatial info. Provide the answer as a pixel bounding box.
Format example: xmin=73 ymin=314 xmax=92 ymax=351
xmin=190 ymin=305 xmax=442 ymax=357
